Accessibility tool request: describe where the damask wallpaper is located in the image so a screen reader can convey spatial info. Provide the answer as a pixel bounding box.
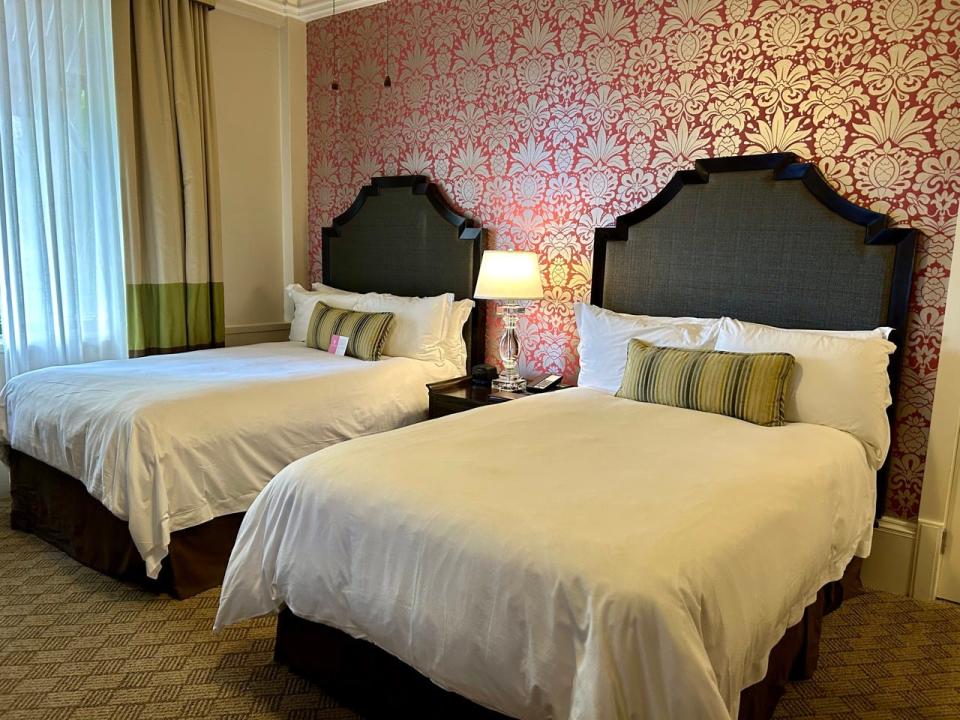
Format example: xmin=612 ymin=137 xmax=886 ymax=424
xmin=306 ymin=0 xmax=960 ymax=518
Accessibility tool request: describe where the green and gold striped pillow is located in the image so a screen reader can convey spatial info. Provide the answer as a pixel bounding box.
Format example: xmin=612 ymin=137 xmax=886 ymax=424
xmin=305 ymin=302 xmax=394 ymax=361
xmin=615 ymin=340 xmax=795 ymax=427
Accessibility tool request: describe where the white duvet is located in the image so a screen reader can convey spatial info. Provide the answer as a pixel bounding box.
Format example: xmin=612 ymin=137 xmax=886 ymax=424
xmin=215 ymin=388 xmax=876 ymax=720
xmin=0 ymin=342 xmax=459 ymax=579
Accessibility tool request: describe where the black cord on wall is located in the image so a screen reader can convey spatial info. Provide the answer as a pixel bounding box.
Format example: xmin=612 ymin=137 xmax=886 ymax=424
xmin=331 ymin=0 xmax=339 ymax=91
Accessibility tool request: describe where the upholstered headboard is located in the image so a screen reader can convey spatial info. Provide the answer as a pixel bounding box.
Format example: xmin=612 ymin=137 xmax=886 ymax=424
xmin=592 ymin=153 xmax=917 ymax=518
xmin=321 ymin=176 xmax=486 ymax=370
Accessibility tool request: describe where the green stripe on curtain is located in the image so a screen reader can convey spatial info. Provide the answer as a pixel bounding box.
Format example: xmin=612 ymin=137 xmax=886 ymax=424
xmin=127 ymin=283 xmax=225 ymax=356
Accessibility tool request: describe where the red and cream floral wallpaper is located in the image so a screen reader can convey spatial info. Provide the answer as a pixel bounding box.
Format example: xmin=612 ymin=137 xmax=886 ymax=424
xmin=306 ymin=0 xmax=960 ymax=518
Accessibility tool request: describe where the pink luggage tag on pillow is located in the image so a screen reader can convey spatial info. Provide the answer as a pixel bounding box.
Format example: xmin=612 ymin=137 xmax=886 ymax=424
xmin=329 ymin=335 xmax=349 ymax=356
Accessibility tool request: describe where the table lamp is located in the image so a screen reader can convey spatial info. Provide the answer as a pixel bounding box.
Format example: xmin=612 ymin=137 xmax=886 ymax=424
xmin=474 ymin=250 xmax=544 ymax=392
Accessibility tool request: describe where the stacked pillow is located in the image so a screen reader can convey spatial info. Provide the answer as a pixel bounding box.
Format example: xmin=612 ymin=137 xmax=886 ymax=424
xmin=574 ymin=302 xmax=720 ymax=394
xmin=441 ymin=298 xmax=477 ymax=370
xmin=574 ymin=302 xmax=896 ymax=469
xmin=288 ymin=283 xmax=365 ymax=344
xmin=354 ymin=291 xmax=453 ymax=363
xmin=286 ymin=283 xmax=473 ymax=367
xmin=715 ymin=318 xmax=895 ymax=468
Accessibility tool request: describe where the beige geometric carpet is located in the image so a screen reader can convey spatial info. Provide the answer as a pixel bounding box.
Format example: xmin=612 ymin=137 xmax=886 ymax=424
xmin=0 ymin=499 xmax=357 ymax=720
xmin=2 ymin=497 xmax=957 ymax=720
xmin=773 ymin=591 xmax=960 ymax=720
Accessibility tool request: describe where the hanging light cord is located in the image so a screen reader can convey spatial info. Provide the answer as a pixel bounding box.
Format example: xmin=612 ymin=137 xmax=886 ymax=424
xmin=331 ymin=0 xmax=339 ymax=91
xmin=384 ymin=3 xmax=392 ymax=87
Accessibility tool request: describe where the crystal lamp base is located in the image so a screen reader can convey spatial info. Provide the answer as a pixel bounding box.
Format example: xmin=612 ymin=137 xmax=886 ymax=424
xmin=492 ymin=375 xmax=526 ymax=392
xmin=493 ymin=301 xmax=527 ymax=392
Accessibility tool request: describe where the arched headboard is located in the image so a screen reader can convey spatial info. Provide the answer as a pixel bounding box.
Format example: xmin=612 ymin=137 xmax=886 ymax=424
xmin=321 ymin=176 xmax=486 ymax=370
xmin=592 ymin=153 xmax=917 ymax=519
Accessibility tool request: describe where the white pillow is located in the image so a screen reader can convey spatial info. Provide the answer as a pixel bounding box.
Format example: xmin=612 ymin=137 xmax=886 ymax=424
xmin=311 ymin=281 xmax=368 ymax=306
xmin=574 ymin=302 xmax=720 ymax=394
xmin=441 ymin=298 xmax=475 ymax=369
xmin=715 ymin=317 xmax=896 ymax=468
xmin=355 ymin=291 xmax=453 ymax=362
xmin=287 ymin=283 xmax=363 ymax=343
xmin=728 ymin=318 xmax=893 ymax=340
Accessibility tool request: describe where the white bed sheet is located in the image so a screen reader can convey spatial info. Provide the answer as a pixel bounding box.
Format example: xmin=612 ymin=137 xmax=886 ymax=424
xmin=0 ymin=342 xmax=459 ymax=579
xmin=216 ymin=387 xmax=876 ymax=720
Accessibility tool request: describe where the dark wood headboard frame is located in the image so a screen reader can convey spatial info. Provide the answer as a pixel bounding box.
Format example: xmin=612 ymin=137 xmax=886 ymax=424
xmin=321 ymin=175 xmax=486 ymax=371
xmin=592 ymin=153 xmax=917 ymax=520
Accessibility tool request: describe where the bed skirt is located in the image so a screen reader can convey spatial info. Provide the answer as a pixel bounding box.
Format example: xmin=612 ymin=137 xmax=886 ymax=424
xmin=8 ymin=449 xmax=243 ymax=599
xmin=273 ymin=557 xmax=863 ymax=720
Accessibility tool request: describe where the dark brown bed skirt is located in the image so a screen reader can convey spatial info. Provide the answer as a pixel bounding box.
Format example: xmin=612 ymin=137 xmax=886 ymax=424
xmin=274 ymin=558 xmax=863 ymax=720
xmin=8 ymin=449 xmax=243 ymax=599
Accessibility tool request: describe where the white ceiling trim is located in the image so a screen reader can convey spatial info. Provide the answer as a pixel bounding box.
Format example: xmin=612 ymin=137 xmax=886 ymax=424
xmin=299 ymin=0 xmax=388 ymax=21
xmin=214 ymin=0 xmax=291 ymax=27
xmin=217 ymin=0 xmax=388 ymax=22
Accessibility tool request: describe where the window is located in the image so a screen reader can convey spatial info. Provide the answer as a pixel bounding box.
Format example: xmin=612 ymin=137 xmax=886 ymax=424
xmin=0 ymin=0 xmax=127 ymax=376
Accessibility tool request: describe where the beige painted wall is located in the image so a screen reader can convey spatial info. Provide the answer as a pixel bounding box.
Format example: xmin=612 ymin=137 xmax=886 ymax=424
xmin=208 ymin=6 xmax=307 ymax=343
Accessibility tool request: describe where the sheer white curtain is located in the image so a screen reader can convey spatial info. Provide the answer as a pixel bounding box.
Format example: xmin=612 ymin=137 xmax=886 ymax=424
xmin=0 ymin=0 xmax=127 ymax=378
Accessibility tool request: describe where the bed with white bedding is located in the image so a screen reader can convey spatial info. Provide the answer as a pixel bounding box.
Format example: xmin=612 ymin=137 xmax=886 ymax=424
xmin=3 ymin=175 xmax=486 ymax=598
xmin=213 ymin=155 xmax=918 ymax=719
xmin=2 ymin=342 xmax=460 ymax=580
xmin=216 ymin=388 xmax=876 ymax=719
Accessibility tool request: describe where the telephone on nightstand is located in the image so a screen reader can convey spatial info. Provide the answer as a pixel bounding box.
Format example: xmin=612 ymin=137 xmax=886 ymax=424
xmin=527 ymin=373 xmax=563 ymax=393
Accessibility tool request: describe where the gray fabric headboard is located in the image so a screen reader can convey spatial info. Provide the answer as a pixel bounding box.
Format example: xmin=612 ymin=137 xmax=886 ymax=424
xmin=322 ymin=176 xmax=485 ymax=370
xmin=592 ymin=153 xmax=916 ymax=519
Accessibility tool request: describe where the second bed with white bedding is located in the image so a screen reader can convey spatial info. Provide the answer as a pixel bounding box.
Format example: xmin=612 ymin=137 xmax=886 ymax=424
xmin=1 ymin=341 xmax=459 ymax=578
xmin=216 ymin=387 xmax=876 ymax=720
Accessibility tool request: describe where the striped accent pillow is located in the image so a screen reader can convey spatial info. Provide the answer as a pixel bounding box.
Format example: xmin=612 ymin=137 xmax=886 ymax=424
xmin=615 ymin=340 xmax=795 ymax=427
xmin=305 ymin=302 xmax=395 ymax=361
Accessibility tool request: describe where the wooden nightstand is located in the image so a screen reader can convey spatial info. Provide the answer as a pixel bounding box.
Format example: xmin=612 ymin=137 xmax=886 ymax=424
xmin=427 ymin=376 xmax=566 ymax=419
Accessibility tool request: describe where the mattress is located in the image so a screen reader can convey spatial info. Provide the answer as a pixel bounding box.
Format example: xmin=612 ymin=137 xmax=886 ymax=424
xmin=1 ymin=341 xmax=459 ymax=579
xmin=215 ymin=387 xmax=876 ymax=720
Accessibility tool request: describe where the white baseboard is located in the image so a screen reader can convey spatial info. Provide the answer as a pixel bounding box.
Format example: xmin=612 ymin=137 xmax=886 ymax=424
xmin=911 ymin=519 xmax=946 ymax=601
xmin=861 ymin=515 xmax=918 ymax=595
xmin=226 ymin=321 xmax=290 ymax=334
xmin=225 ymin=321 xmax=291 ymax=346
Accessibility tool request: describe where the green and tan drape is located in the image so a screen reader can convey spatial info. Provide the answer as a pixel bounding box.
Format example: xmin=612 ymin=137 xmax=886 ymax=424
xmin=111 ymin=0 xmax=224 ymax=356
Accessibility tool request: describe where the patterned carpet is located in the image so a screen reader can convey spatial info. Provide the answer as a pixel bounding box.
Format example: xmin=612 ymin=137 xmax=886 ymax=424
xmin=1 ymin=497 xmax=957 ymax=720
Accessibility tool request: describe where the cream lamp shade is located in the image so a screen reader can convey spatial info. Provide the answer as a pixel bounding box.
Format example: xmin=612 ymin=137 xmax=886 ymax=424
xmin=474 ymin=250 xmax=544 ymax=300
